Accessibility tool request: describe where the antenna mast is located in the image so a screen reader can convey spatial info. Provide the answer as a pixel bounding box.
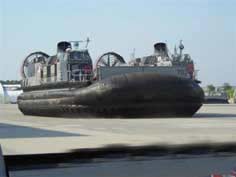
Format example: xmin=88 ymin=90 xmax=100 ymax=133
xmin=85 ymin=37 xmax=90 ymax=48
xmin=131 ymin=48 xmax=136 ymax=59
xmin=179 ymin=40 xmax=184 ymax=59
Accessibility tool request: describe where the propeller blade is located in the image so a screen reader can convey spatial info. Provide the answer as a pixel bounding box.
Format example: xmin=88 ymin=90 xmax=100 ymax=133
xmin=107 ymin=54 xmax=111 ymax=66
xmin=112 ymin=59 xmax=119 ymax=67
xmin=100 ymin=58 xmax=109 ymax=66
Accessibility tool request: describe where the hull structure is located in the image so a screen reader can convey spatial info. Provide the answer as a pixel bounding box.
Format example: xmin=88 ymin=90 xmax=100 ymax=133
xmin=18 ymin=73 xmax=204 ymax=118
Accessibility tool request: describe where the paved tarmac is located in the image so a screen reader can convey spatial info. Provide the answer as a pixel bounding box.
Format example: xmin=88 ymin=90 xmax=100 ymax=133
xmin=0 ymin=104 xmax=236 ymax=155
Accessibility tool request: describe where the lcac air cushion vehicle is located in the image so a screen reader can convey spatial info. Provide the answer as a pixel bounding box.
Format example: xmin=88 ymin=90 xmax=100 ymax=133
xmin=17 ymin=40 xmax=204 ymax=117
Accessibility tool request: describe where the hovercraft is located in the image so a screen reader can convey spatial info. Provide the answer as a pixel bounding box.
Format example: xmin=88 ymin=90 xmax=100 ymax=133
xmin=17 ymin=40 xmax=204 ymax=117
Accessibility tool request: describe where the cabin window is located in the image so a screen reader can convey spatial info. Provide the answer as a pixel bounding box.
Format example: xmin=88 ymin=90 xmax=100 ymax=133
xmin=54 ymin=64 xmax=57 ymax=77
xmin=47 ymin=66 xmax=51 ymax=77
xmin=41 ymin=70 xmax=43 ymax=79
xmin=69 ymin=51 xmax=90 ymax=60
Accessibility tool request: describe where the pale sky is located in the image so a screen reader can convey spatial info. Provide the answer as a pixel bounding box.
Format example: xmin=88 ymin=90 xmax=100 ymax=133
xmin=0 ymin=0 xmax=235 ymax=86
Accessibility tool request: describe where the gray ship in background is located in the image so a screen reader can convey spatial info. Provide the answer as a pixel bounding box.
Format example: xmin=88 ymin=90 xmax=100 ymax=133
xmin=17 ymin=40 xmax=204 ymax=117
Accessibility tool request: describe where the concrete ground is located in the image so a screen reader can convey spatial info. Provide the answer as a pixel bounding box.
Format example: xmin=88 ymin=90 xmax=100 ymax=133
xmin=0 ymin=104 xmax=236 ymax=155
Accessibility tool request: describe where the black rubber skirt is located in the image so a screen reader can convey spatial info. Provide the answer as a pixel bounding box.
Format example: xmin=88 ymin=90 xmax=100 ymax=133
xmin=18 ymin=73 xmax=204 ymax=118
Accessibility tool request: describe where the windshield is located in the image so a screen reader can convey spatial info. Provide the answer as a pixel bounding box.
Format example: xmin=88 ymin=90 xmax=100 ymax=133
xmin=69 ymin=51 xmax=91 ymax=61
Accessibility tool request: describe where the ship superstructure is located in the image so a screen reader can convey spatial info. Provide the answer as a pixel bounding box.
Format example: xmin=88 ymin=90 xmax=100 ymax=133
xmin=21 ymin=40 xmax=93 ymax=90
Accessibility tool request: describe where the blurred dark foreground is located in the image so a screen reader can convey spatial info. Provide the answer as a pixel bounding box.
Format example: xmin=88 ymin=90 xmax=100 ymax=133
xmin=2 ymin=143 xmax=236 ymax=177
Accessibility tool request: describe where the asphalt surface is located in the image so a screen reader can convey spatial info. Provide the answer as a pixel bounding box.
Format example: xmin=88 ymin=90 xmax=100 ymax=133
xmin=0 ymin=104 xmax=236 ymax=155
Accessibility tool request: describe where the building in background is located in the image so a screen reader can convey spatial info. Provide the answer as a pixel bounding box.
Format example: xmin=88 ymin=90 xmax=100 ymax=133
xmin=0 ymin=83 xmax=22 ymax=104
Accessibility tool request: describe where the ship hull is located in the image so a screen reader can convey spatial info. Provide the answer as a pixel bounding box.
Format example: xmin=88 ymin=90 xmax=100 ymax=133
xmin=17 ymin=73 xmax=204 ymax=118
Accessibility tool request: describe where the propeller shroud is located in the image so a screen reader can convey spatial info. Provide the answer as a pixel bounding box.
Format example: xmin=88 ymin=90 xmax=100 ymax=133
xmin=21 ymin=51 xmax=49 ymax=79
xmin=95 ymin=52 xmax=126 ymax=68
